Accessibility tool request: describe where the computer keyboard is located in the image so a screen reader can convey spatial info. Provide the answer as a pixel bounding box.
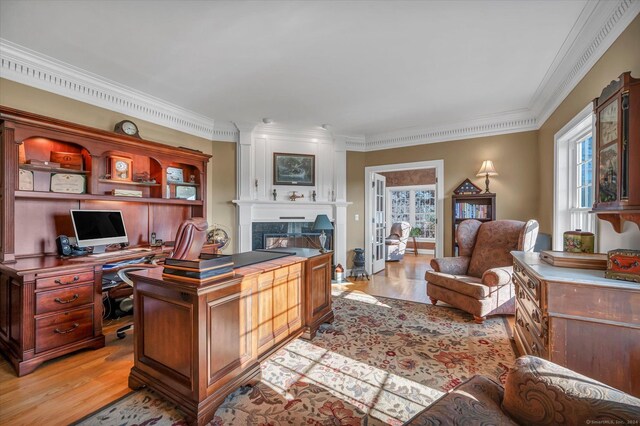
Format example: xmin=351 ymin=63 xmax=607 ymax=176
xmin=89 ymin=248 xmax=153 ymax=258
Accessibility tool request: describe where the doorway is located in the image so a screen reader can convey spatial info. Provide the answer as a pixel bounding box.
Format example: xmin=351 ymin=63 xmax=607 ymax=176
xmin=364 ymin=160 xmax=444 ymax=275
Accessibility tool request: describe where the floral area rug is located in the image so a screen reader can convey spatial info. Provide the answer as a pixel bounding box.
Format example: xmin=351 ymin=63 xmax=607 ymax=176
xmin=76 ymin=289 xmax=515 ymax=425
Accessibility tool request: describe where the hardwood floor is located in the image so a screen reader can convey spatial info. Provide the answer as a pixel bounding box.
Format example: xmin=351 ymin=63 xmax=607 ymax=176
xmin=334 ymin=253 xmax=433 ymax=304
xmin=0 ymin=317 xmax=134 ymax=425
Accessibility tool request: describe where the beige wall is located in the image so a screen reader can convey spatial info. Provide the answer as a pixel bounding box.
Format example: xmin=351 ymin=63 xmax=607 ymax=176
xmin=346 ymin=151 xmax=366 ymax=266
xmin=0 ymin=78 xmax=238 ymax=252
xmin=537 ymin=14 xmax=640 ymax=248
xmin=362 ymin=131 xmax=540 ymax=256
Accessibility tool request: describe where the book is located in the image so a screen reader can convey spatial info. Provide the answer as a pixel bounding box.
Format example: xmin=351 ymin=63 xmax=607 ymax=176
xmin=162 ymin=269 xmax=235 ymax=283
xmin=164 ymin=254 xmax=233 ymax=270
xmin=162 ymin=266 xmax=234 ymax=279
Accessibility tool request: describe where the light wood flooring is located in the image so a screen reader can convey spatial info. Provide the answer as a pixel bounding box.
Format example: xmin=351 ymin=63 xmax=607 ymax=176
xmin=334 ymin=253 xmax=433 ymax=304
xmin=0 ymin=254 xmax=512 ymax=424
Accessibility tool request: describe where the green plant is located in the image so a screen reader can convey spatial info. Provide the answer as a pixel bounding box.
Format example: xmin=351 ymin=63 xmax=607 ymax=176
xmin=409 ymin=226 xmax=422 ymax=237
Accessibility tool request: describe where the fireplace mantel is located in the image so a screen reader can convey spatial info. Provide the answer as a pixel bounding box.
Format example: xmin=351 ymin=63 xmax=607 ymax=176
xmin=233 ymin=124 xmax=350 ymax=268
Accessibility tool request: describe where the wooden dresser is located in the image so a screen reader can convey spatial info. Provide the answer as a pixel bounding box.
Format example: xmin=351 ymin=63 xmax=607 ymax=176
xmin=512 ymin=251 xmax=640 ymax=397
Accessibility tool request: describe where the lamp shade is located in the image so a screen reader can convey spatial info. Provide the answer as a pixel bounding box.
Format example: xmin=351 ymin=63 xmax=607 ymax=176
xmin=476 ymin=160 xmax=498 ymax=176
xmin=312 ymin=214 xmax=333 ymax=231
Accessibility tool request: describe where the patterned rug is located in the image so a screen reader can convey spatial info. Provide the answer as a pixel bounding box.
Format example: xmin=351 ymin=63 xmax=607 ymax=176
xmin=76 ymin=289 xmax=516 ymax=425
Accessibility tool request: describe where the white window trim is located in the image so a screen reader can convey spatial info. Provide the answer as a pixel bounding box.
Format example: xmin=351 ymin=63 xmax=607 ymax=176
xmin=386 ymin=184 xmax=437 ymax=242
xmin=553 ymin=103 xmax=596 ymax=251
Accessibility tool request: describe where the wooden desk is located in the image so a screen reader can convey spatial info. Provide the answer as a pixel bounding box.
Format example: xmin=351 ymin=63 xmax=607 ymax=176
xmin=512 ymin=251 xmax=640 ymax=397
xmin=0 ymin=247 xmax=168 ymax=376
xmin=127 ymin=250 xmax=333 ymax=425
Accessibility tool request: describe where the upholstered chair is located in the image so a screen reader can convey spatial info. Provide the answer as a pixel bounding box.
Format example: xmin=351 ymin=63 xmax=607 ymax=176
xmin=426 ymin=219 xmax=538 ymax=323
xmin=385 ymin=221 xmax=412 ymax=261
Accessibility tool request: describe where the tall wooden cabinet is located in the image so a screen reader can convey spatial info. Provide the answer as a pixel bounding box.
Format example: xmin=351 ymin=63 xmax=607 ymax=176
xmin=0 ymin=107 xmax=211 ymax=375
xmin=451 ymin=193 xmax=496 ymax=255
xmin=592 ymin=72 xmax=640 ymax=232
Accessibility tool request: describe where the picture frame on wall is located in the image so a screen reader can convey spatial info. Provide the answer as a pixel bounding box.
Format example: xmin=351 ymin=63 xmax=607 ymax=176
xmin=273 ymin=153 xmax=315 ymax=186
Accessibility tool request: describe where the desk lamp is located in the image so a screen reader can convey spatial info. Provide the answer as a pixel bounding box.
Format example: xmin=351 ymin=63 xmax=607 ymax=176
xmin=312 ymin=214 xmax=333 ymax=252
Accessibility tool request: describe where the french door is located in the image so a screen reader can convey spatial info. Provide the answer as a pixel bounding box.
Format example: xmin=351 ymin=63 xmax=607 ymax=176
xmin=371 ymin=173 xmax=386 ymax=273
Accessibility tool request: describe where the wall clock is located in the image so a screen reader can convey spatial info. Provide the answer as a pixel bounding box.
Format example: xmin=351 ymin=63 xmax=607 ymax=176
xmin=114 ymin=120 xmax=141 ymax=139
xmin=107 ymin=155 xmax=133 ymax=181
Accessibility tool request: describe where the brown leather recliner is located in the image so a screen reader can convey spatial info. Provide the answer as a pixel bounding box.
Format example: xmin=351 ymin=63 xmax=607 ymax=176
xmin=426 ymin=219 xmax=539 ymax=323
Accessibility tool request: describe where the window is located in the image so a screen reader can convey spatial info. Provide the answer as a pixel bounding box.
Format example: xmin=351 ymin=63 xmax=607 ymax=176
xmin=388 ymin=185 xmax=436 ymax=239
xmin=554 ymin=105 xmax=595 ymax=250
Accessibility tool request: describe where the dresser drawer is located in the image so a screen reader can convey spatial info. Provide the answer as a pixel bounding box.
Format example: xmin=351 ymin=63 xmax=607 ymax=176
xmin=515 ymin=304 xmax=547 ymax=359
xmin=35 ymin=283 xmax=94 ymax=315
xmin=35 ymin=306 xmax=94 ymax=353
xmin=36 ymin=270 xmax=94 ymax=290
xmin=514 ymin=279 xmax=544 ymax=330
xmin=513 ymin=260 xmax=541 ymax=302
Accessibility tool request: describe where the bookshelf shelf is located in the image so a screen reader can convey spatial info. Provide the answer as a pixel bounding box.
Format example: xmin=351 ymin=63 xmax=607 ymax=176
xmin=451 ymin=193 xmax=496 ymax=256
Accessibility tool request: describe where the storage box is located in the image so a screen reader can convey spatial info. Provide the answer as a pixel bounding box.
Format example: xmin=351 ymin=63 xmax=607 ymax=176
xmin=605 ymin=249 xmax=640 ymax=283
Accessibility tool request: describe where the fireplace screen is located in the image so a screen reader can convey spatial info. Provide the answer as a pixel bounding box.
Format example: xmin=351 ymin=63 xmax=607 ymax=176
xmin=252 ymin=222 xmax=333 ymax=251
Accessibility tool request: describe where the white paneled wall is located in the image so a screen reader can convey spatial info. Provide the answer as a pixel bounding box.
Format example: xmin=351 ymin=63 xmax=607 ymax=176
xmin=233 ymin=124 xmax=350 ymax=267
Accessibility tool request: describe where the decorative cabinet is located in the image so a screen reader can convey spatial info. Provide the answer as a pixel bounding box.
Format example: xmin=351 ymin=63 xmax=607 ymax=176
xmin=0 ymin=107 xmax=211 ymax=263
xmin=512 ymin=252 xmax=640 ymax=397
xmin=592 ymin=72 xmax=640 ymax=232
xmin=0 ymin=263 xmax=104 ymax=376
xmin=451 ymin=193 xmax=496 ymax=256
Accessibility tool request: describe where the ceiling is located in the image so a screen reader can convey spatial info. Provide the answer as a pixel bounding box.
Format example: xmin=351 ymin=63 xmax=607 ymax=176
xmin=0 ymin=1 xmax=637 ymax=146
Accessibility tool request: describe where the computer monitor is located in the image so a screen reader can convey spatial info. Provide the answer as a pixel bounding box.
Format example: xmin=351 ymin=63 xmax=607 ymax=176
xmin=70 ymin=209 xmax=129 ymax=253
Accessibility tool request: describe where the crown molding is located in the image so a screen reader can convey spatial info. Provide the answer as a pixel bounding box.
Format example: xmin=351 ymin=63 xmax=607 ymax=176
xmin=250 ymin=123 xmax=334 ymax=142
xmin=530 ymin=0 xmax=640 ymax=126
xmin=364 ymin=110 xmax=538 ymax=151
xmin=1 ymin=0 xmax=637 ymax=151
xmin=0 ymin=39 xmax=218 ymax=141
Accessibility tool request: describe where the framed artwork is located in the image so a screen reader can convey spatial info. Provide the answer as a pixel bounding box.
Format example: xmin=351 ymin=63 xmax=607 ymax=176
xmin=598 ymin=144 xmax=618 ymax=203
xmin=599 ymin=99 xmax=619 ymax=146
xmin=166 ymin=166 xmax=184 ymax=183
xmin=273 ymin=153 xmax=315 ymax=186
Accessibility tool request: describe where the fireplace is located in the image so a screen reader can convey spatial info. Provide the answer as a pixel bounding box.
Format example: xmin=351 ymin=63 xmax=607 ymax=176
xmin=252 ymin=221 xmax=333 ymax=251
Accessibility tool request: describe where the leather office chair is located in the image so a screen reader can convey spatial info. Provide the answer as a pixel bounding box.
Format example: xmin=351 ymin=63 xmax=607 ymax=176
xmin=114 ymin=217 xmax=209 ymax=338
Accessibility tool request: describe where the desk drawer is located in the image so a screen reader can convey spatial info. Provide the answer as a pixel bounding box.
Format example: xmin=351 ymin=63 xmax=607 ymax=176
xmin=36 ymin=270 xmax=94 ymax=290
xmin=35 ymin=306 xmax=93 ymax=353
xmin=35 ymin=283 xmax=94 ymax=315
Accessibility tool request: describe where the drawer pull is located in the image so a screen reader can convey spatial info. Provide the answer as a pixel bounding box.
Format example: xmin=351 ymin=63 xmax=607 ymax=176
xmin=54 ymin=294 xmax=79 ymax=304
xmin=532 ymin=310 xmax=541 ymax=323
xmin=517 ymin=318 xmax=525 ymax=327
xmin=54 ymin=323 xmax=79 ymax=334
xmin=527 ymin=279 xmax=536 ymax=290
xmin=54 ymin=276 xmax=80 ymax=285
xmin=531 ymin=342 xmax=539 ymax=354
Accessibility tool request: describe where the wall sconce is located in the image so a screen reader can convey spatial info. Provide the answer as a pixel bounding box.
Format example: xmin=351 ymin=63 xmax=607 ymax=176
xmin=476 ymin=160 xmax=498 ymax=193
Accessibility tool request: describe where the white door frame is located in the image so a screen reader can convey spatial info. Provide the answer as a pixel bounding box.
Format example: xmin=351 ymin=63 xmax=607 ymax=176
xmin=364 ymin=160 xmax=444 ymax=274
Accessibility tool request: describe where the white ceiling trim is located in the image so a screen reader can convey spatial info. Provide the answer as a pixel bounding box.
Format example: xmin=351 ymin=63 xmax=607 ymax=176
xmin=0 ymin=0 xmax=637 ymax=151
xmin=0 ymin=39 xmax=237 ymax=142
xmin=364 ymin=110 xmax=538 ymax=151
xmin=529 ymin=0 xmax=640 ymax=126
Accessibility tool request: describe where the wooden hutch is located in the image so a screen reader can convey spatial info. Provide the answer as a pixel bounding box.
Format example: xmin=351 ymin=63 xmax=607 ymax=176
xmin=0 ymin=107 xmax=211 ymax=375
xmin=451 ymin=192 xmax=496 ymax=256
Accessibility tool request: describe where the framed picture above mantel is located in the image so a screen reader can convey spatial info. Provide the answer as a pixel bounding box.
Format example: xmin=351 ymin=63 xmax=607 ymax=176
xmin=273 ymin=153 xmax=315 ymax=186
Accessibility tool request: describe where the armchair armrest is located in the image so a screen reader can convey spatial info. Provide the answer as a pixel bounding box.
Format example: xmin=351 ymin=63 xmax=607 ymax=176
xmin=430 ymin=256 xmax=470 ymax=275
xmin=503 ymin=356 xmax=640 ymax=425
xmin=482 ymin=266 xmax=513 ymax=287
